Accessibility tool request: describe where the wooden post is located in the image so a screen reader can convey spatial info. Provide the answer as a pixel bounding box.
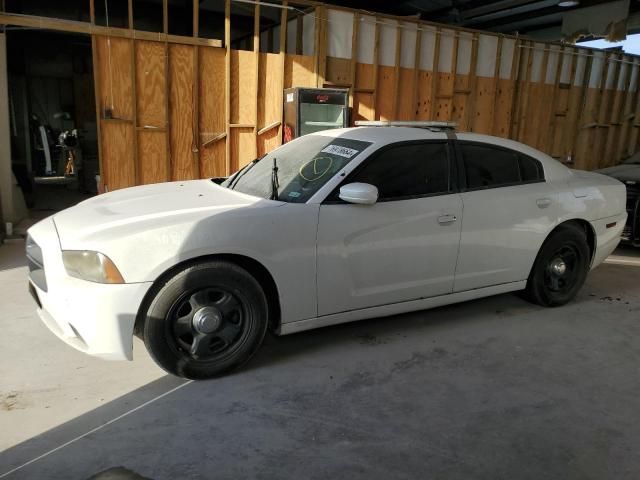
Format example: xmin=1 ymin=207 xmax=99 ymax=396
xmin=192 ymin=0 xmax=200 ymax=177
xmin=412 ymin=27 xmax=422 ymax=120
xmin=618 ymin=59 xmax=638 ymax=161
xmin=224 ymin=0 xmax=231 ymax=175
xmin=163 ymin=0 xmax=171 ymax=179
xmin=314 ymin=6 xmax=327 ymax=87
xmin=570 ymin=51 xmax=594 ymax=167
xmin=278 ymin=2 xmax=288 ymax=139
xmin=253 ymin=2 xmax=260 ymax=154
xmin=507 ymin=37 xmax=523 ymax=139
xmin=515 ymin=40 xmax=534 ymax=141
xmin=597 ymin=52 xmax=623 ymax=167
xmin=489 ymin=35 xmax=503 ymax=135
xmin=392 ymin=22 xmax=402 ymax=120
xmin=464 ymin=32 xmax=479 ymax=131
xmin=429 ymin=27 xmax=441 ymax=121
xmin=372 ymin=17 xmax=380 ymax=120
xmin=532 ymin=45 xmax=550 ymax=149
xmin=558 ymin=48 xmax=579 ymax=160
xmin=541 ymin=46 xmax=564 ymax=154
xmin=447 ymin=31 xmax=459 ymax=120
xmin=128 ymin=0 xmax=139 ymax=184
xmin=586 ymin=52 xmax=611 ymax=170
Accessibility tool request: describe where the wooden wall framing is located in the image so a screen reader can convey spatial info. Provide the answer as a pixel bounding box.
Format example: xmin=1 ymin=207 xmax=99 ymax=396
xmin=2 ymin=1 xmax=640 ymax=189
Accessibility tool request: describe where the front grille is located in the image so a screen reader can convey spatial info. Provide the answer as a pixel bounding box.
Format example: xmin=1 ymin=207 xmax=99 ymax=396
xmin=26 ymin=236 xmax=47 ymax=292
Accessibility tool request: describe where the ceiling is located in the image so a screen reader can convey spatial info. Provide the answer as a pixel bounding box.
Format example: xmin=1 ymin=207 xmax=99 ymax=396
xmin=322 ymin=0 xmax=640 ymax=38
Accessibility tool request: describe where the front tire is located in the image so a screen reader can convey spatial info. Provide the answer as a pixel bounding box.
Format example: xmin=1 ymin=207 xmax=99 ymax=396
xmin=524 ymin=223 xmax=591 ymax=307
xmin=142 ymin=261 xmax=268 ymax=379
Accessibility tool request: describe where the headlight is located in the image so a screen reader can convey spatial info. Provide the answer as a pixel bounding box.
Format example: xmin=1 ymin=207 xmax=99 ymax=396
xmin=62 ymin=251 xmax=125 ymax=284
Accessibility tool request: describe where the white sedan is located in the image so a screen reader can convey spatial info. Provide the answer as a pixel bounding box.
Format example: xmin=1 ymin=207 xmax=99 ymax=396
xmin=27 ymin=122 xmax=627 ymax=379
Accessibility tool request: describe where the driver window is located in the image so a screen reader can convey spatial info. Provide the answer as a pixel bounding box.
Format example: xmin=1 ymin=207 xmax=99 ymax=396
xmin=350 ymin=142 xmax=450 ymax=201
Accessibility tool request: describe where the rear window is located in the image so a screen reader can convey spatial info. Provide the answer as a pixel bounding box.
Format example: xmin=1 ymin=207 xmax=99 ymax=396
xmin=460 ymin=143 xmax=544 ymax=190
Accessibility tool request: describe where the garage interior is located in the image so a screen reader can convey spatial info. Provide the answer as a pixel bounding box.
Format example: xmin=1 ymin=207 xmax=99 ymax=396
xmin=1 ymin=1 xmax=640 ymax=479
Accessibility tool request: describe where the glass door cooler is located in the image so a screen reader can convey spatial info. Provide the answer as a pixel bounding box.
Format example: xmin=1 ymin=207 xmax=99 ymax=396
xmin=283 ymin=87 xmax=349 ymax=143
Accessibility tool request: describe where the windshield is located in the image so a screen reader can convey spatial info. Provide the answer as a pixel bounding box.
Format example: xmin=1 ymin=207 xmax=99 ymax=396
xmin=221 ymin=134 xmax=372 ymax=203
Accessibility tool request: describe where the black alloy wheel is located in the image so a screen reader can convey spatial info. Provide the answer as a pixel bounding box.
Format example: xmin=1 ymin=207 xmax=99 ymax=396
xmin=524 ymin=223 xmax=590 ymax=307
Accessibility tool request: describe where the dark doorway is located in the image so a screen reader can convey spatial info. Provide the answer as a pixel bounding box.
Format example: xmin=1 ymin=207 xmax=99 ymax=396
xmin=6 ymin=28 xmax=98 ymax=218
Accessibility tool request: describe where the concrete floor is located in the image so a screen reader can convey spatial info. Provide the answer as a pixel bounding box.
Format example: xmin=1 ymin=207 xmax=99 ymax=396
xmin=1 ymin=239 xmax=639 ymax=479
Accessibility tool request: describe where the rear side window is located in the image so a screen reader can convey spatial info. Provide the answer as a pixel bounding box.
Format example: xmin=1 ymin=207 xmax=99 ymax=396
xmin=351 ymin=142 xmax=450 ymax=200
xmin=519 ymin=154 xmax=544 ymax=182
xmin=460 ymin=143 xmax=544 ymax=190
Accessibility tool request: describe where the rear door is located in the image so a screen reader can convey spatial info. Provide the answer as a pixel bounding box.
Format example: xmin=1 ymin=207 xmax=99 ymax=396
xmin=453 ymin=141 xmax=558 ymax=292
xmin=316 ymin=141 xmax=463 ymax=316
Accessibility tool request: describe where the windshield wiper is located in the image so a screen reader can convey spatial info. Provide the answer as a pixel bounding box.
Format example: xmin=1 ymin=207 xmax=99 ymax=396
xmin=229 ymin=157 xmax=261 ymax=190
xmin=270 ymin=157 xmax=279 ymax=200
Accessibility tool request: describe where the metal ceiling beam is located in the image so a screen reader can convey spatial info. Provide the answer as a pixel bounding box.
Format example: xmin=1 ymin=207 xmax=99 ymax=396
xmin=461 ymin=0 xmax=542 ymax=20
xmin=467 ymin=0 xmax=611 ymax=30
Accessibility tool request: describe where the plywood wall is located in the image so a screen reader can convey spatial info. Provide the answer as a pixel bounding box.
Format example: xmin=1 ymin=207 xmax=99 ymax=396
xmin=90 ymin=4 xmax=640 ymax=191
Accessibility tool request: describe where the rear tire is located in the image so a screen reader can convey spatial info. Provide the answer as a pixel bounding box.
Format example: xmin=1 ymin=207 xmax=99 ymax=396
xmin=142 ymin=260 xmax=268 ymax=379
xmin=524 ymin=223 xmax=590 ymax=307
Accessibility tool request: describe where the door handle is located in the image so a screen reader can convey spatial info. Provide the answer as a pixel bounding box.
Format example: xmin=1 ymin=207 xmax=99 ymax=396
xmin=438 ymin=214 xmax=458 ymax=225
xmin=536 ymin=198 xmax=552 ymax=209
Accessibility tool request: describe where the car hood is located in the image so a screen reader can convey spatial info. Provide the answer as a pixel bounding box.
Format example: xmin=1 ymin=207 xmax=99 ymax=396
xmin=596 ymin=164 xmax=640 ymax=183
xmin=53 ymin=180 xmax=278 ymax=245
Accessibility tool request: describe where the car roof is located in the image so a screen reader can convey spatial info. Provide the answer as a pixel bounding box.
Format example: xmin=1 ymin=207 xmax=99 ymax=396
xmin=311 ymin=127 xmax=571 ymax=181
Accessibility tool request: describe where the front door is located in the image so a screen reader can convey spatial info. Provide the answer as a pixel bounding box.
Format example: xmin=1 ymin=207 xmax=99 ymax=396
xmin=316 ymin=141 xmax=463 ymax=316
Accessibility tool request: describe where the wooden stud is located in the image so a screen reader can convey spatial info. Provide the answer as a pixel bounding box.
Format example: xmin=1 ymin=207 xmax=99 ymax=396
xmin=598 ymin=52 xmax=624 ymax=167
xmin=192 ymin=45 xmax=200 ymax=176
xmin=430 ymin=27 xmax=441 ymax=121
xmin=553 ymin=47 xmax=577 ymax=159
xmin=253 ymin=2 xmax=260 ymax=153
xmin=192 ymin=0 xmax=200 ymax=177
xmin=559 ymin=47 xmax=580 ymax=159
xmin=225 ymin=0 xmax=231 ymax=175
xmin=0 ymin=12 xmax=222 ymax=47
xmin=278 ymin=2 xmax=288 ymax=140
xmin=515 ymin=40 xmax=534 ymax=141
xmin=489 ymin=35 xmax=503 ymax=135
xmin=91 ymin=34 xmax=105 ymax=188
xmin=507 ymin=37 xmax=523 ymax=139
xmin=612 ymin=56 xmax=634 ymax=164
xmin=570 ymin=51 xmax=594 ymax=165
xmin=618 ymin=60 xmax=638 ymax=160
xmin=347 ymin=12 xmax=359 ymax=122
xmin=128 ymin=0 xmax=139 ymax=185
xmin=90 ymin=0 xmax=95 ymax=24
xmin=626 ymin=61 xmax=640 ymax=158
xmin=163 ymin=0 xmax=168 ymax=35
xmin=538 ymin=45 xmax=562 ymax=151
xmin=296 ymin=15 xmax=303 ymax=55
xmin=392 ymin=22 xmax=402 ymax=120
xmin=412 ymin=28 xmax=422 ymax=120
xmin=193 ymin=0 xmax=198 ymax=37
xmin=315 ymin=6 xmax=327 ymax=87
xmin=464 ymin=32 xmax=479 ymax=130
xmin=586 ymin=52 xmax=611 ymax=169
xmin=532 ymin=45 xmax=550 ymax=149
xmin=447 ymin=30 xmax=459 ymax=120
xmin=372 ymin=17 xmax=380 ymax=119
xmin=163 ymin=0 xmax=171 ymax=179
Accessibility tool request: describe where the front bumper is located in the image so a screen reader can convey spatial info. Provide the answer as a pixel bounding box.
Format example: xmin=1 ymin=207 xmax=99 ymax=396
xmin=27 ymin=218 xmax=152 ymax=361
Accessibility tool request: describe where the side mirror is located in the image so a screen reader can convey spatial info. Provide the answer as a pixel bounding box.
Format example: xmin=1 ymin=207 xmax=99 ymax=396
xmin=339 ymin=182 xmax=379 ymax=205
